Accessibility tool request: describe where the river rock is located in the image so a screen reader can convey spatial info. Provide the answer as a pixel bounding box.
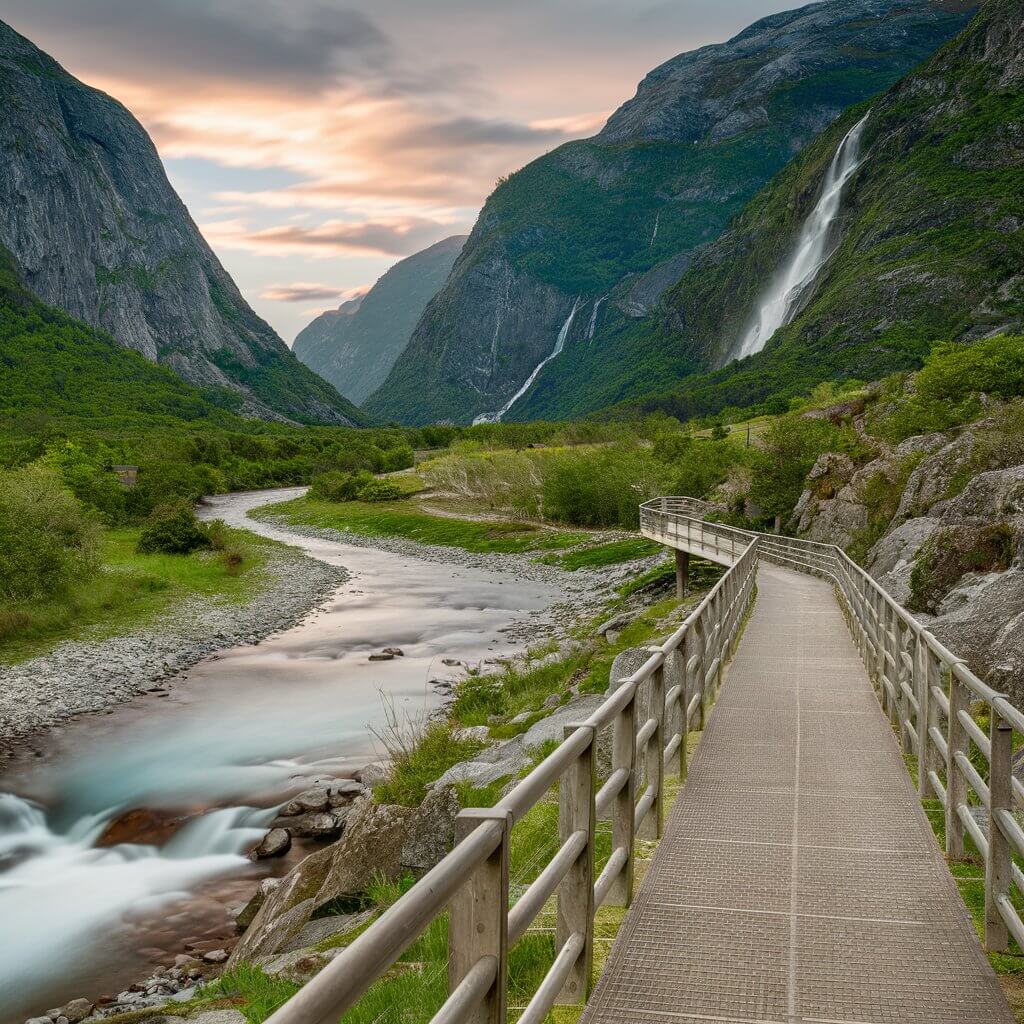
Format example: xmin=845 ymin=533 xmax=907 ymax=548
xmin=202 ymin=949 xmax=228 ymax=964
xmin=53 ymin=1002 xmax=93 ymax=1024
xmin=272 ymin=811 xmax=345 ymax=839
xmin=252 ymin=827 xmax=291 ymax=859
xmin=357 ymin=762 xmax=390 ymax=787
xmin=401 ymin=785 xmax=460 ymax=872
xmin=382 ymin=647 xmax=405 ymax=656
xmin=278 ymin=908 xmax=376 ymax=953
xmin=598 ymin=612 xmax=631 ymax=637
xmin=282 ymin=786 xmax=331 ymax=814
xmin=368 ymin=652 xmax=395 ymax=661
xmin=328 ymin=779 xmax=367 ymax=806
xmin=260 ymin=946 xmax=340 ymax=984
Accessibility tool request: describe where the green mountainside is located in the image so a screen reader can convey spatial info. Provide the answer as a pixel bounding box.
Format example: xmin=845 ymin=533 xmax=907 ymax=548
xmin=0 ymin=19 xmax=365 ymax=426
xmin=0 ymin=245 xmax=243 ymax=431
xmin=613 ymin=0 xmax=1024 ymax=422
xmin=366 ymin=0 xmax=974 ymax=425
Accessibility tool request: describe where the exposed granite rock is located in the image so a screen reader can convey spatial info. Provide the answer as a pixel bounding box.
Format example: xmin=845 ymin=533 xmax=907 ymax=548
xmin=0 ymin=20 xmax=361 ymax=425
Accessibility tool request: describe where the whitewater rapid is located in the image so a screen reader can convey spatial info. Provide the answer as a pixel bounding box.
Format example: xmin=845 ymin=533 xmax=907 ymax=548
xmin=733 ymin=111 xmax=871 ymax=360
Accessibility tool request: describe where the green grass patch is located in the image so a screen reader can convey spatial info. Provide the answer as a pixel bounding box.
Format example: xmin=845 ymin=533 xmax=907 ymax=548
xmin=540 ymin=537 xmax=661 ymax=570
xmin=258 ymin=496 xmax=586 ymax=555
xmin=373 ymin=722 xmax=486 ymax=807
xmin=0 ymin=524 xmax=274 ymax=663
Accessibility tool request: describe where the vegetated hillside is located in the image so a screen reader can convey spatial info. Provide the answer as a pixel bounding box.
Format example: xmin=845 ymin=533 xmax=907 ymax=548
xmin=0 ymin=244 xmax=243 ymax=431
xmin=294 ymin=235 xmax=465 ymax=405
xmin=0 ymin=19 xmax=365 ymax=426
xmin=365 ymin=0 xmax=975 ymax=425
xmin=616 ymin=0 xmax=1023 ymax=423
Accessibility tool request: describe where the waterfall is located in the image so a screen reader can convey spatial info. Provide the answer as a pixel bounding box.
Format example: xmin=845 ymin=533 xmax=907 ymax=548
xmin=587 ymin=295 xmax=608 ymax=341
xmin=732 ymin=111 xmax=870 ymax=361
xmin=473 ymin=298 xmax=581 ymax=424
xmin=649 ymin=211 xmax=660 ymax=248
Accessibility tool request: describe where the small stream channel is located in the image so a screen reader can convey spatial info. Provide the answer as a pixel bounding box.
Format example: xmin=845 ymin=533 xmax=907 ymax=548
xmin=0 ymin=488 xmax=564 ymax=1021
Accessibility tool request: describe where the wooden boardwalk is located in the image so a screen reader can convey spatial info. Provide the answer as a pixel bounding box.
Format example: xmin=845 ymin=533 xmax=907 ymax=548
xmin=581 ymin=562 xmax=1013 ymax=1024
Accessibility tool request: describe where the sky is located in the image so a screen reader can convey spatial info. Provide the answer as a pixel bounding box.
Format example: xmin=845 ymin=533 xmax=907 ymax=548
xmin=2 ymin=0 xmax=795 ymax=342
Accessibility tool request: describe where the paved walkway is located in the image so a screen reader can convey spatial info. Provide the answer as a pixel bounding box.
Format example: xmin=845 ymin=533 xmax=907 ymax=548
xmin=582 ymin=563 xmax=1013 ymax=1024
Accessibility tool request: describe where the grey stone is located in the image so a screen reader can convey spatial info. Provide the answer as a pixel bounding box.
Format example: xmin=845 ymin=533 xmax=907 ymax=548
xmin=187 ymin=1013 xmax=249 ymax=1024
xmin=282 ymin=786 xmax=331 ymax=815
xmin=56 ymin=1003 xmax=93 ymax=1024
xmin=202 ymin=948 xmax=228 ymax=964
xmin=278 ymin=909 xmax=377 ymax=953
xmin=252 ymin=827 xmax=292 ymax=859
xmin=598 ymin=612 xmax=631 ymax=637
xmin=368 ymin=652 xmax=395 ymax=661
xmin=236 ymin=877 xmax=280 ymax=931
xmin=260 ymin=946 xmax=341 ymax=984
xmin=401 ymin=785 xmax=460 ymax=872
xmin=452 ymin=725 xmax=490 ymax=743
xmin=272 ymin=812 xmax=344 ymax=839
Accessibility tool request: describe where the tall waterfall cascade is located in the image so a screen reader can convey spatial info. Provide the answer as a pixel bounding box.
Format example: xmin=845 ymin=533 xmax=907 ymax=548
xmin=732 ymin=111 xmax=871 ymax=361
xmin=473 ymin=298 xmax=581 ymax=424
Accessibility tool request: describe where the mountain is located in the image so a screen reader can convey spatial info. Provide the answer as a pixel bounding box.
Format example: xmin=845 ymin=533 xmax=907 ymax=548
xmin=293 ymin=235 xmax=465 ymax=405
xmin=619 ymin=0 xmax=1023 ymax=422
xmin=364 ymin=0 xmax=975 ymax=425
xmin=0 ymin=243 xmax=241 ymax=430
xmin=0 ymin=19 xmax=365 ymax=426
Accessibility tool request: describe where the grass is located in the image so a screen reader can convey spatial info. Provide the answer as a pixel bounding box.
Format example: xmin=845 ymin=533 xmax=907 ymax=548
xmin=0 ymin=524 xmax=275 ymax=663
xmin=540 ymin=537 xmax=661 ymax=570
xmin=259 ymin=495 xmax=588 ymax=555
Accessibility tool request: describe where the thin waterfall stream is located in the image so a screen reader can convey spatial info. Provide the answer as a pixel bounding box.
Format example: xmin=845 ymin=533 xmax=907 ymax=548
xmin=732 ymin=111 xmax=871 ymax=361
xmin=473 ymin=298 xmax=581 ymax=424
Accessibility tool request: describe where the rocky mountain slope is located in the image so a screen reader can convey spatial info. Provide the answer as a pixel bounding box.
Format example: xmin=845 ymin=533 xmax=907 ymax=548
xmin=0 ymin=19 xmax=364 ymax=426
xmin=294 ymin=235 xmax=465 ymax=405
xmin=365 ymin=0 xmax=974 ymax=425
xmin=623 ymin=0 xmax=1023 ymax=423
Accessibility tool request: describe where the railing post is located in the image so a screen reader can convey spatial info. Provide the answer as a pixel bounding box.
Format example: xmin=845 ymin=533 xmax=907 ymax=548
xmin=449 ymin=808 xmax=511 ymax=1024
xmin=638 ymin=662 xmax=665 ymax=840
xmin=886 ymin=606 xmax=900 ymax=731
xmin=675 ymin=638 xmax=688 ymax=781
xmin=986 ymin=707 xmax=1012 ymax=952
xmin=946 ymin=670 xmax=969 ymax=860
xmin=873 ymin=590 xmax=885 ymax=696
xmin=693 ymin=615 xmax=708 ymax=730
xmin=608 ymin=684 xmax=636 ymax=907
xmin=557 ymin=723 xmax=596 ymax=1004
xmin=675 ymin=548 xmax=689 ymax=599
xmin=921 ymin=648 xmax=942 ymax=801
xmin=898 ymin=625 xmax=913 ymax=751
xmin=915 ymin=634 xmax=932 ymax=799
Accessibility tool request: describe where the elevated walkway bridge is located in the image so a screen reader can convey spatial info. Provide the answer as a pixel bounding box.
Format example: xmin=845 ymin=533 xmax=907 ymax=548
xmin=267 ymin=498 xmax=1020 ymax=1024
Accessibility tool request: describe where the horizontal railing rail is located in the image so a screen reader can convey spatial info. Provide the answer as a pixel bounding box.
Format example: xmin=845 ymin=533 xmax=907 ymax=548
xmin=641 ymin=495 xmax=1024 ymax=956
xmin=266 ymin=516 xmax=759 ymax=1024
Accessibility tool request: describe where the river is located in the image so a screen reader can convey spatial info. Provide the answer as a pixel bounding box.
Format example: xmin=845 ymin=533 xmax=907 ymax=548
xmin=0 ymin=489 xmax=564 ymax=1021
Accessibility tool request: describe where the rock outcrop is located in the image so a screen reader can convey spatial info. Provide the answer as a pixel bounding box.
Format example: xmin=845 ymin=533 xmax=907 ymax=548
xmin=0 ymin=19 xmax=363 ymax=425
xmin=365 ymin=0 xmax=973 ymax=425
xmin=294 ymin=236 xmax=465 ymax=405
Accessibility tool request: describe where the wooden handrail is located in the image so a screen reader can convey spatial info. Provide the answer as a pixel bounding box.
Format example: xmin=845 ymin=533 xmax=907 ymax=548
xmin=266 ymin=507 xmax=759 ymax=1024
xmin=641 ymin=495 xmax=1024 ymax=957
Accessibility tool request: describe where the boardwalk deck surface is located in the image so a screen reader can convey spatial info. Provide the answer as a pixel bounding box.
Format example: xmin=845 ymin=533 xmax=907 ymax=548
xmin=581 ymin=563 xmax=1013 ymax=1024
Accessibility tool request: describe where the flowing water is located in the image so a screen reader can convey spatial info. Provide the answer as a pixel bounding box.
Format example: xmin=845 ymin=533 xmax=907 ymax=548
xmin=0 ymin=489 xmax=563 ymax=1020
xmin=733 ymin=111 xmax=871 ymax=361
xmin=473 ymin=298 xmax=581 ymax=424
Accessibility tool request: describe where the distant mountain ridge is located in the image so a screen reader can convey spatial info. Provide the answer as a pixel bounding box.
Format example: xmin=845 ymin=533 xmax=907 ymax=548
xmin=0 ymin=19 xmax=365 ymax=426
xmin=294 ymin=235 xmax=465 ymax=405
xmin=365 ymin=0 xmax=975 ymax=425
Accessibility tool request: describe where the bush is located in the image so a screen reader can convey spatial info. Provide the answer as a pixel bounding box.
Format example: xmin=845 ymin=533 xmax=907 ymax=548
xmin=909 ymin=523 xmax=1016 ymax=612
xmin=309 ymin=469 xmax=373 ymax=502
xmin=356 ymin=479 xmax=404 ymax=502
xmin=379 ymin=445 xmax=415 ymax=473
xmin=136 ymin=501 xmax=211 ymax=555
xmin=0 ymin=466 xmax=99 ymax=602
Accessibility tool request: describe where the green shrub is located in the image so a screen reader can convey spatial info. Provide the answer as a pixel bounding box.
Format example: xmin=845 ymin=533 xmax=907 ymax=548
xmin=136 ymin=501 xmax=211 ymax=555
xmin=356 ymin=478 xmax=404 ymax=502
xmin=0 ymin=466 xmax=99 ymax=602
xmin=309 ymin=469 xmax=373 ymax=502
xmin=669 ymin=438 xmax=745 ymax=500
xmin=379 ymin=444 xmax=415 ymax=473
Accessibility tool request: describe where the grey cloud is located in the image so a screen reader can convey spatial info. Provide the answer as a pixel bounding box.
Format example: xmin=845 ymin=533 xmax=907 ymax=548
xmin=397 ymin=116 xmax=569 ymax=150
xmin=260 ymin=282 xmax=351 ymax=302
xmin=246 ymin=218 xmax=453 ymax=256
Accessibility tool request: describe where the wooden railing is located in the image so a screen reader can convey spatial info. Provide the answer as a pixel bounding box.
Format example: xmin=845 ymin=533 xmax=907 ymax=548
xmin=265 ymin=520 xmax=759 ymax=1024
xmin=642 ymin=496 xmax=1024 ymax=955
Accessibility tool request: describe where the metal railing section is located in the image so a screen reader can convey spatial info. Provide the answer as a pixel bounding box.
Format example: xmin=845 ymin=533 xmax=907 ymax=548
xmin=641 ymin=496 xmax=1024 ymax=956
xmin=266 ymin=525 xmax=759 ymax=1024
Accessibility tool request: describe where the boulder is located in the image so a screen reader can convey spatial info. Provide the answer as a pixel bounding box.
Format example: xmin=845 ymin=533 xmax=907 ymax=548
xmin=260 ymin=946 xmax=340 ymax=984
xmin=327 ymin=779 xmax=367 ymax=806
xmin=382 ymin=647 xmax=405 ymax=657
xmin=54 ymin=1004 xmax=93 ymax=1024
xmin=401 ymin=785 xmax=460 ymax=872
xmin=868 ymin=517 xmax=941 ymax=604
xmin=235 ymin=877 xmax=280 ymax=931
xmin=202 ymin=949 xmax=228 ymax=964
xmin=356 ymin=762 xmax=390 ymax=787
xmin=228 ymin=842 xmax=337 ymax=964
xmin=281 ymin=787 xmax=331 ymax=815
xmin=185 ymin=1013 xmax=249 ymax=1024
xmin=368 ymin=652 xmax=394 ymax=661
xmin=271 ymin=812 xmax=344 ymax=839
xmin=251 ymin=828 xmax=291 ymax=859
xmin=277 ymin=908 xmax=376 ymax=953
xmin=597 ymin=612 xmax=631 ymax=637
xmin=316 ymin=797 xmax=416 ymax=905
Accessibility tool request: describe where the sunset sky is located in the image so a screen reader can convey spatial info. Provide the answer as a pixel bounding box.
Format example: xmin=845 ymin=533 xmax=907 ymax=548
xmin=3 ymin=0 xmax=793 ymax=341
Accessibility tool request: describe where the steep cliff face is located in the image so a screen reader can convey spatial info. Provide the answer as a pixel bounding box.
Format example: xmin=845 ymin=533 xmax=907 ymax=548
xmin=0 ymin=19 xmax=364 ymax=426
xmin=629 ymin=0 xmax=1023 ymax=422
xmin=294 ymin=236 xmax=465 ymax=405
xmin=366 ymin=0 xmax=974 ymax=425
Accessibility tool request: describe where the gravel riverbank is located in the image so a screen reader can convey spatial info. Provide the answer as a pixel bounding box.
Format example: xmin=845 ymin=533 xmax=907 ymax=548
xmin=0 ymin=543 xmax=346 ymax=756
